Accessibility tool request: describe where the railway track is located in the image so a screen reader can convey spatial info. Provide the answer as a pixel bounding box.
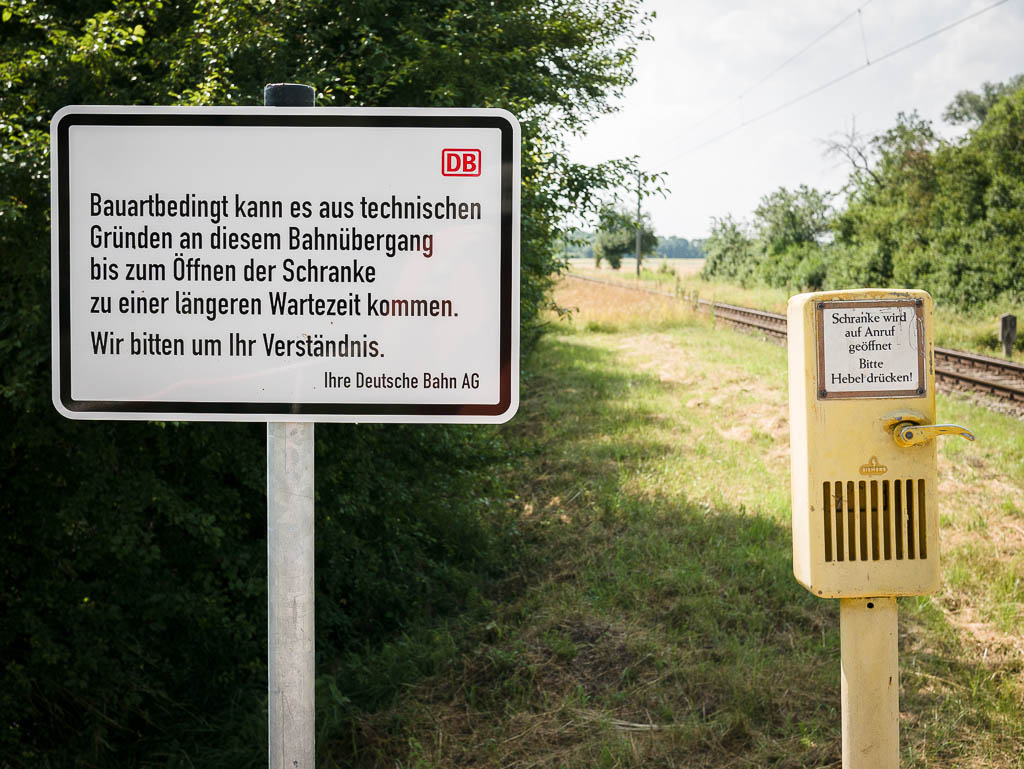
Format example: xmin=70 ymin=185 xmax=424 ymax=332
xmin=566 ymin=273 xmax=1024 ymax=406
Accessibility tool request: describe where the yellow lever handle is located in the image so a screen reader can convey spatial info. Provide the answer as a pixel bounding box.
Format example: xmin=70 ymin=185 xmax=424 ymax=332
xmin=893 ymin=422 xmax=975 ymax=448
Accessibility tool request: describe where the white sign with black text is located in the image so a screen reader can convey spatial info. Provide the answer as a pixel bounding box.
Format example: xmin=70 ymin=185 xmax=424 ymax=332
xmin=816 ymin=299 xmax=925 ymax=399
xmin=51 ymin=106 xmax=520 ymax=422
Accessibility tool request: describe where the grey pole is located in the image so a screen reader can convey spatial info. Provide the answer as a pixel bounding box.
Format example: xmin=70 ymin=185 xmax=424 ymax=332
xmin=1000 ymin=313 xmax=1017 ymax=359
xmin=634 ymin=170 xmax=642 ymax=278
xmin=265 ymin=82 xmax=316 ymax=769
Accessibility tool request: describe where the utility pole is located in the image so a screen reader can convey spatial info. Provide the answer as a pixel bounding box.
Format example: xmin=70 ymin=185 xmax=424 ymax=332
xmin=634 ymin=169 xmax=643 ymax=277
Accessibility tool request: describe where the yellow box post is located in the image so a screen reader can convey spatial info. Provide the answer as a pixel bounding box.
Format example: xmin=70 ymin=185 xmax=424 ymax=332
xmin=787 ymin=288 xmax=973 ymax=768
xmin=840 ymin=597 xmax=899 ymax=768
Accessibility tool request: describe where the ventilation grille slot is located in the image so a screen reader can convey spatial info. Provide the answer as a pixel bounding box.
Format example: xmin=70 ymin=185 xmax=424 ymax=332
xmin=822 ymin=479 xmax=927 ymax=563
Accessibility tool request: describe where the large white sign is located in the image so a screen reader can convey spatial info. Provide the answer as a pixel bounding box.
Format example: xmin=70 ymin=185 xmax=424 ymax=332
xmin=51 ymin=106 xmax=520 ymax=422
xmin=816 ymin=299 xmax=925 ymax=399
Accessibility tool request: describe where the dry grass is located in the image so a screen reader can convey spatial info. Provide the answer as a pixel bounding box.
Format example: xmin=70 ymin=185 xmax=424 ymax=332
xmin=568 ymin=259 xmax=1024 ymax=363
xmin=569 ymin=257 xmax=706 ymax=279
xmin=550 ymin=275 xmax=700 ymax=333
xmin=568 ymin=258 xmax=792 ymax=314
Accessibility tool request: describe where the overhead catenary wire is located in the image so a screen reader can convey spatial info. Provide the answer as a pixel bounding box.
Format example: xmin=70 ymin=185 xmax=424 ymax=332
xmin=654 ymin=0 xmax=1012 ymax=164
xmin=858 ymin=9 xmax=871 ymax=65
xmin=682 ymin=0 xmax=876 ymax=136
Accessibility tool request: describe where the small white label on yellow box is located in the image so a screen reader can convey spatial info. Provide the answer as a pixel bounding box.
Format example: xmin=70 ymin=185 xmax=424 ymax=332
xmin=817 ymin=299 xmax=925 ymax=399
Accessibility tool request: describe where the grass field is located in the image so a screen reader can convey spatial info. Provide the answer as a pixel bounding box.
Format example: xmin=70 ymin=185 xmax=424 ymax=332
xmin=318 ymin=277 xmax=1023 ymax=768
xmin=568 ymin=258 xmax=1024 ymax=362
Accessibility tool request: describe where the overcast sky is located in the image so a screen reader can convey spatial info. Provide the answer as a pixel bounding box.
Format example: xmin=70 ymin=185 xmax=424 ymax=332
xmin=566 ymin=0 xmax=1024 ymax=239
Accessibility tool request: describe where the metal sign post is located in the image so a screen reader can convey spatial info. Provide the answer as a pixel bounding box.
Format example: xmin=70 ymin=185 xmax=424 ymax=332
xmin=264 ymin=83 xmax=316 ymax=769
xmin=267 ymin=422 xmax=315 ymax=768
xmin=267 ymin=420 xmax=315 ymax=768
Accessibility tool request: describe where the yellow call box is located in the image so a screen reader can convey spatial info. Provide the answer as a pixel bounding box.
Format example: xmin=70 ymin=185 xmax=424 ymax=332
xmin=788 ymin=288 xmax=942 ymax=598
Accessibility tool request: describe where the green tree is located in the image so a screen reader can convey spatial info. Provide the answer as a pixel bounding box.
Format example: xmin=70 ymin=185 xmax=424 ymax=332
xmin=943 ymin=74 xmax=1024 ymax=127
xmin=700 ymin=74 xmax=1024 ymax=303
xmin=752 ymin=185 xmax=832 ymax=289
xmin=831 ymin=81 xmax=1024 ymax=306
xmin=700 ymin=214 xmax=756 ymax=284
xmin=701 ymin=186 xmax=831 ymax=290
xmin=0 ymin=1 xmax=653 ymax=764
xmin=830 ymin=111 xmax=940 ymax=290
xmin=593 ymin=205 xmax=656 ymax=269
xmin=931 ymin=79 xmax=1024 ymax=306
xmin=753 ymin=185 xmax=832 ymax=255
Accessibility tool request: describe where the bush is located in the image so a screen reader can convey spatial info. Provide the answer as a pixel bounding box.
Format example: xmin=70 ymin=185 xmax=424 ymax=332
xmin=1 ymin=410 xmax=516 ymax=766
xmin=701 ymin=215 xmax=758 ymax=285
xmin=1 ymin=1 xmax=652 ymax=763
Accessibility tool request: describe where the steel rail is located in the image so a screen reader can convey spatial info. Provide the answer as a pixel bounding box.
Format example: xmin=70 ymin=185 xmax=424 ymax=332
xmin=935 ymin=347 xmax=1024 ymax=376
xmin=935 ymin=366 xmax=1024 ymax=402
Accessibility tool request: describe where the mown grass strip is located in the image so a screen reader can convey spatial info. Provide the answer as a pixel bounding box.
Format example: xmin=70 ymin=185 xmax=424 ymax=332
xmin=318 ymin=277 xmax=1022 ymax=768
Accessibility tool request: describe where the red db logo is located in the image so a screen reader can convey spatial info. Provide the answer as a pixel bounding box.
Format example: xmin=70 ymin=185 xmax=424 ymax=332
xmin=442 ymin=148 xmax=481 ymax=176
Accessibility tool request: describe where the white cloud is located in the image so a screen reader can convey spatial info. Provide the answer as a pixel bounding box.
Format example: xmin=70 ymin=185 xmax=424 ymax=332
xmin=567 ymin=0 xmax=1024 ymax=238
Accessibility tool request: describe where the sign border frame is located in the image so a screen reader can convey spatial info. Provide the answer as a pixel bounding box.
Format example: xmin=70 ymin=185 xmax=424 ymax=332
xmin=51 ymin=106 xmax=520 ymax=423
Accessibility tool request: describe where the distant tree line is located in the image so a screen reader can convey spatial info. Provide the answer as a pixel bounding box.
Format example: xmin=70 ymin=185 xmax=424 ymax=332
xmin=701 ymin=74 xmax=1024 ymax=311
xmin=564 ymin=228 xmax=704 ymax=264
xmin=658 ymin=235 xmax=706 ymax=259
